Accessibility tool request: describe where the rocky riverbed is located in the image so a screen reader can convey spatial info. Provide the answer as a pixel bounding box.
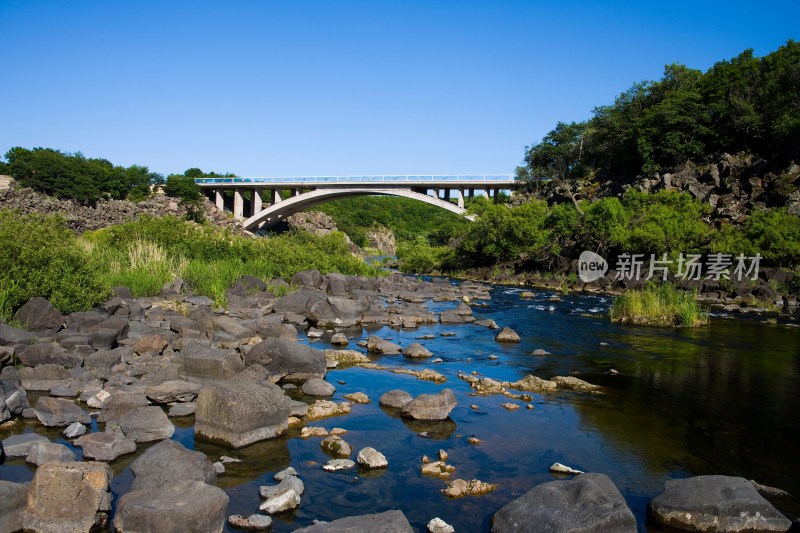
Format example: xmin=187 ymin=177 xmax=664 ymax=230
xmin=1 ymin=271 xmax=797 ymax=532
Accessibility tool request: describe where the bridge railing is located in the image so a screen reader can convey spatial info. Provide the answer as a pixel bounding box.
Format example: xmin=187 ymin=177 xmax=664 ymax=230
xmin=195 ymin=175 xmax=517 ymax=185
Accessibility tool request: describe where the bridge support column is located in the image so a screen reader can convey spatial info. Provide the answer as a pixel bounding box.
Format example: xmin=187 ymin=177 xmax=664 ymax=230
xmin=293 ymin=188 xmax=301 ymax=197
xmin=215 ymin=190 xmax=224 ymax=211
xmin=456 ymin=188 xmax=464 ymax=209
xmin=234 ymin=189 xmax=244 ymax=219
xmin=271 ymin=189 xmax=282 ymax=204
xmin=468 ymin=188 xmax=474 ymax=198
xmin=252 ymin=188 xmax=262 ymax=216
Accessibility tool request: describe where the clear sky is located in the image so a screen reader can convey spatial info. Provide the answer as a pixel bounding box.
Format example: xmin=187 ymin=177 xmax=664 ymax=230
xmin=1 ymin=1 xmax=798 ymax=177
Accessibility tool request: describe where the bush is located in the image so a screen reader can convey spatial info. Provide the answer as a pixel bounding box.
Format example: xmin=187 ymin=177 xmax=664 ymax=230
xmin=710 ymin=207 xmax=800 ymax=266
xmin=397 ymin=236 xmax=454 ymax=274
xmin=609 ymin=283 xmax=709 ymax=327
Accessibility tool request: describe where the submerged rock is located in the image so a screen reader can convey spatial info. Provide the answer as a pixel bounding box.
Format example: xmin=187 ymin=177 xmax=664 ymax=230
xmin=321 ymin=435 xmax=352 ymax=457
xmin=443 ymin=478 xmax=498 ymax=498
xmin=401 ymin=389 xmax=457 ymax=421
xmin=228 ymin=513 xmax=273 ymax=530
xmin=503 ymin=374 xmax=558 ymax=393
xmin=292 ymin=510 xmax=413 ymax=532
xmin=552 ymin=375 xmax=601 ymax=392
xmin=322 ymin=458 xmax=355 ymax=472
xmin=305 ymin=400 xmax=351 ymax=420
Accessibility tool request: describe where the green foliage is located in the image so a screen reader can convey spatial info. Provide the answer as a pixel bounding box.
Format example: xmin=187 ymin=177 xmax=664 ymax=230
xmin=710 ymin=208 xmax=800 ymax=265
xmin=164 ymin=174 xmax=202 ymax=205
xmin=610 ymin=283 xmax=709 ymax=327
xmin=0 ymin=210 xmax=110 ymax=320
xmin=3 ymin=147 xmax=160 ymax=203
xmin=518 ymin=121 xmax=588 ymax=191
xmin=396 ymin=236 xmax=454 ymax=274
xmin=580 ymin=197 xmax=629 ymax=253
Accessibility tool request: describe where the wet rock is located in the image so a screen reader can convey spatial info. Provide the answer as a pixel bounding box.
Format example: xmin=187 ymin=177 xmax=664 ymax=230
xmin=530 ymin=348 xmax=550 ymax=356
xmin=379 ymin=389 xmax=413 ymax=409
xmin=421 ymin=460 xmax=456 ymax=478
xmin=503 ymin=375 xmax=558 ymax=393
xmin=245 ymin=337 xmax=327 ymax=382
xmin=305 ymin=399 xmax=352 ymax=420
xmin=292 ymin=510 xmax=413 ymax=532
xmin=302 ymin=377 xmax=336 ymax=396
xmin=180 ymin=343 xmax=245 ymax=380
xmin=0 ymin=480 xmax=28 ymax=533
xmin=428 ymin=517 xmax=455 ymax=533
xmin=260 ymin=488 xmax=301 ymax=514
xmin=520 ymin=291 xmax=535 ymax=299
xmin=130 ymin=438 xmax=217 ymax=490
xmin=324 ymin=349 xmax=370 ymax=366
xmin=552 ymin=375 xmax=601 ymax=392
xmin=14 ymin=297 xmax=64 ymax=333
xmin=330 ymin=333 xmax=349 ymax=346
xmin=475 ymin=319 xmax=500 ymax=329
xmin=34 ymin=396 xmax=91 ymax=427
xmin=495 ymin=327 xmax=520 ymax=343
xmin=647 ymin=475 xmax=792 ymax=532
xmin=145 ymin=379 xmax=202 ymax=403
xmin=321 ymin=435 xmax=352 ymax=457
xmin=274 ymin=466 xmax=299 ymax=480
xmin=443 ymin=478 xmax=498 ymax=498
xmin=118 ymin=405 xmax=175 ymax=442
xmin=63 ymin=421 xmax=87 ymax=438
xmin=403 ymin=341 xmax=433 ymax=358
xmin=401 ymin=389 xmax=457 ymax=421
xmin=228 ymin=514 xmax=273 ymax=530
xmin=460 ymin=374 xmax=505 ymax=394
xmin=501 ymin=402 xmax=520 ymax=411
xmin=301 ymin=426 xmax=329 ymax=438
xmin=367 ymin=335 xmax=402 ymax=354
xmin=344 ymin=391 xmax=370 ymax=404
xmin=168 ymin=402 xmax=196 ymax=417
xmin=322 ymin=458 xmax=355 ymax=472
xmin=23 ymin=460 xmax=113 ymax=533
xmin=491 ymin=473 xmax=636 ymax=533
xmin=357 ymin=447 xmax=388 ymax=469
xmin=260 ymin=475 xmax=304 ymax=499
xmin=2 ymin=432 xmax=50 ymax=457
xmin=115 ymin=479 xmax=228 ymax=533
xmin=195 ymin=379 xmax=291 ymax=448
xmin=26 ymin=441 xmax=76 ymax=465
xmin=549 ymin=462 xmax=584 ymax=475
xmin=75 ymin=430 xmax=137 ymax=462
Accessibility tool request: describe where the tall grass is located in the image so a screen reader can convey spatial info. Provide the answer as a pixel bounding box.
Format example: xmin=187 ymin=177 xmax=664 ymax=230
xmin=610 ymin=283 xmax=709 ymax=327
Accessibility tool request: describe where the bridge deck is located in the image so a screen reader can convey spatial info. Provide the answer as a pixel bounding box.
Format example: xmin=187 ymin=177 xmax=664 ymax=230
xmin=196 ymin=175 xmax=516 ymax=188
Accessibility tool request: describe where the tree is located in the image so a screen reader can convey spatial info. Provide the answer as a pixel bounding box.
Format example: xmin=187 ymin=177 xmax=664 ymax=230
xmin=164 ymin=174 xmax=202 ymax=205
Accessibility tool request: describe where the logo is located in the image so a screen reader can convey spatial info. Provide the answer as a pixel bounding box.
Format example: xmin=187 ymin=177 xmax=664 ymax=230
xmin=578 ymin=250 xmax=608 ymax=282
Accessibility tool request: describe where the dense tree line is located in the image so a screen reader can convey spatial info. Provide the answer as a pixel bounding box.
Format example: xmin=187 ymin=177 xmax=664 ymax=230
xmin=517 ymin=41 xmax=800 ymax=190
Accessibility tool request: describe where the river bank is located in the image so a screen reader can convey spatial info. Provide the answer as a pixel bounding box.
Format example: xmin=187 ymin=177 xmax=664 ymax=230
xmin=1 ymin=271 xmax=798 ymax=532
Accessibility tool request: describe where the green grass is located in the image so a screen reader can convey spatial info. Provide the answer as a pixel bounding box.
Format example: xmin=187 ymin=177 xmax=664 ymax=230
xmin=609 ymin=283 xmax=710 ymax=327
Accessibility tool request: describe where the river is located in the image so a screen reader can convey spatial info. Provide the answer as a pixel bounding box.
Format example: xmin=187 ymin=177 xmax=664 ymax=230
xmin=2 ymin=282 xmax=798 ymax=532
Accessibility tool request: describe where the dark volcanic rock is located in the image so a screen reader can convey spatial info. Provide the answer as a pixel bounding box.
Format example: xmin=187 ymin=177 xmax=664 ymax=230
xmin=492 ymin=473 xmax=637 ymax=533
xmin=14 ymin=297 xmax=64 ymax=333
xmin=130 ymin=438 xmax=216 ymax=490
xmin=75 ymin=430 xmax=137 ymax=462
xmin=0 ymin=480 xmax=28 ymax=533
xmin=245 ymin=337 xmax=326 ymax=382
xmin=292 ymin=510 xmax=413 ymax=532
xmin=34 ymin=396 xmax=91 ymax=427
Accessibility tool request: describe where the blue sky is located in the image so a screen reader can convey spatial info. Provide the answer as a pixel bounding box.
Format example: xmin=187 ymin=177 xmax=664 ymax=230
xmin=1 ymin=1 xmax=798 ymax=177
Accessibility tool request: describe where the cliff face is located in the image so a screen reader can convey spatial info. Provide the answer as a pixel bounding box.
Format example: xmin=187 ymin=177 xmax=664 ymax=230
xmin=0 ymin=186 xmax=243 ymax=234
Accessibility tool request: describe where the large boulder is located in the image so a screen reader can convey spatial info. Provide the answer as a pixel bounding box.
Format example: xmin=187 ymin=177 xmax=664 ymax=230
xmin=14 ymin=297 xmax=64 ymax=333
xmin=195 ymin=379 xmax=291 ymax=448
xmin=144 ymin=380 xmax=202 ymax=403
xmin=34 ymin=396 xmax=91 ymax=427
xmin=379 ymin=389 xmax=413 ymax=409
xmin=245 ymin=337 xmax=326 ymax=382
xmin=1 ymin=433 xmax=50 ymax=458
xmin=0 ymin=322 xmax=35 ymax=346
xmin=26 ymin=441 xmax=76 ymax=465
xmin=302 ymin=377 xmax=336 ymax=396
xmin=403 ymin=341 xmax=433 ymax=358
xmin=114 ymin=479 xmax=228 ymax=533
xmin=75 ymin=430 xmax=137 ymax=461
xmin=273 ymin=287 xmax=327 ymax=316
xmin=23 ymin=461 xmax=113 ymax=533
xmin=492 ymin=473 xmax=637 ymax=533
xmin=401 ymin=389 xmax=457 ymax=421
xmin=180 ymin=342 xmax=245 ymax=380
xmin=129 ymin=438 xmax=216 ymax=490
xmin=117 ymin=406 xmax=175 ymax=443
xmin=16 ymin=343 xmax=82 ymax=368
xmin=367 ymin=335 xmax=402 ymax=354
xmin=0 ymin=481 xmax=28 ymax=533
xmin=647 ymin=475 xmax=792 ymax=532
xmin=97 ymin=390 xmax=150 ymax=423
xmin=292 ymin=510 xmax=413 ymax=532
xmin=495 ymin=327 xmax=521 ymax=343
xmin=18 ymin=364 xmax=70 ymax=391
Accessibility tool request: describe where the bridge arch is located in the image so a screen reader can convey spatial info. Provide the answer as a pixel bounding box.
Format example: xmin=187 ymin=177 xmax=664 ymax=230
xmin=242 ymin=188 xmax=470 ymax=231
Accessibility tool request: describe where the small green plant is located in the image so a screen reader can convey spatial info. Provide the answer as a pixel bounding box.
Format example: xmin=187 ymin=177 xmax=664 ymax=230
xmin=610 ymin=283 xmax=709 ymax=327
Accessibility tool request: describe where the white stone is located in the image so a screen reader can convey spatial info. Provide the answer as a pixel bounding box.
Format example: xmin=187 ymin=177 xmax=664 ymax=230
xmin=258 ymin=489 xmax=300 ymax=514
xmin=428 ymin=517 xmax=455 ymax=533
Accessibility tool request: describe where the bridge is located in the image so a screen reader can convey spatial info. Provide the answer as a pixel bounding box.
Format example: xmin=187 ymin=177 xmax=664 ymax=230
xmin=195 ymin=175 xmax=517 ymax=230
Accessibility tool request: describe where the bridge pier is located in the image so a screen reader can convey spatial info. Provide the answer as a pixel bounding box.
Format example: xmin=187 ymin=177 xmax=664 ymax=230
xmin=456 ymin=188 xmax=464 ymax=209
xmin=215 ymin=190 xmax=224 ymax=210
xmin=252 ymin=188 xmax=262 ymax=216
xmin=234 ymin=189 xmax=244 ymax=219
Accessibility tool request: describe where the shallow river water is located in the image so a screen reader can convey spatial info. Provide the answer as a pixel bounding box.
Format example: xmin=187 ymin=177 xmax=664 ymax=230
xmin=2 ymin=282 xmax=799 ymax=532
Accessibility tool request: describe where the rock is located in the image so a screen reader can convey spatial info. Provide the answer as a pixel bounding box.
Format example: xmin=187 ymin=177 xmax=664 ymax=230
xmin=403 ymin=341 xmax=433 ymax=358
xmin=549 ymin=462 xmax=584 ymax=475
xmin=491 ymin=473 xmax=636 ymax=533
xmin=133 ymin=333 xmax=169 ymax=354
xmin=75 ymin=430 xmax=138 ymax=461
xmin=145 ymin=379 xmax=202 ymax=403
xmin=0 ymin=480 xmax=28 ymax=533
xmin=180 ymin=343 xmax=246 ymax=381
xmin=63 ymin=421 xmax=87 ymax=438
xmin=306 ymin=399 xmax=352 ymax=420
xmin=552 ymin=375 xmax=601 ymax=392
xmin=503 ymin=375 xmax=558 ymax=393
xmin=168 ymin=402 xmax=196 ymax=417
xmin=302 ymin=377 xmax=336 ymax=396
xmin=0 ymin=322 xmax=35 ymax=345
xmin=501 ymin=402 xmax=520 ymax=411
xmin=443 ymin=478 xmax=498 ymax=498
xmin=245 ymin=338 xmax=327 ymax=382
xmin=301 ymin=426 xmax=329 ymax=438
xmin=26 ymin=441 xmax=76 ymax=465
xmin=97 ymin=390 xmax=150 ymax=422
xmin=259 ymin=488 xmax=301 ymax=514
xmin=344 ymin=391 xmax=370 ymax=404
xmin=228 ymin=514 xmax=273 ymax=530
xmin=17 ymin=342 xmax=82 ymax=368
xmin=322 ymin=458 xmax=355 ymax=472
xmin=357 ymin=447 xmax=388 ymax=469
xmin=367 ymin=335 xmax=402 ymax=354
xmin=324 ymin=349 xmax=370 ymax=364
xmin=293 ymin=510 xmax=414 ymax=532
xmin=495 ymin=327 xmax=520 ymax=343
xmin=274 ymin=466 xmax=299 ymax=480
xmin=379 ymin=389 xmax=414 ymax=409
xmin=647 ymin=475 xmax=792 ymax=532
xmin=34 ymin=396 xmax=91 ymax=427
xmin=14 ymin=297 xmax=64 ymax=333
xmin=118 ymin=406 xmax=175 ymax=442
xmin=195 ymin=379 xmax=291 ymax=448
xmin=129 ymin=438 xmax=217 ymax=490
xmin=520 ymin=291 xmax=535 ymax=299
xmin=321 ymin=435 xmax=352 ymax=457
xmin=428 ymin=517 xmax=455 ymax=533
xmin=401 ymin=389 xmax=457 ymax=421
xmin=330 ymin=333 xmax=349 ymax=346
xmin=475 ymin=319 xmax=500 ymax=329
xmin=23 ymin=461 xmax=113 ymax=533
xmin=530 ymin=348 xmax=550 ymax=356
xmin=421 ymin=460 xmax=456 ymax=478
xmin=115 ymin=479 xmax=228 ymax=533
xmin=18 ymin=364 xmax=71 ymax=391
xmin=2 ymin=432 xmax=50 ymax=457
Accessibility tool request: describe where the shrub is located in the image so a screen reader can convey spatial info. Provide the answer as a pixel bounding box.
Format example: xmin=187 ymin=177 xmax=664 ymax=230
xmin=609 ymin=283 xmax=709 ymax=327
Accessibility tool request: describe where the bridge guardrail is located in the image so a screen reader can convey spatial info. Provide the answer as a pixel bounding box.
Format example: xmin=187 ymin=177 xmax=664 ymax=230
xmin=195 ymin=175 xmax=517 ymax=185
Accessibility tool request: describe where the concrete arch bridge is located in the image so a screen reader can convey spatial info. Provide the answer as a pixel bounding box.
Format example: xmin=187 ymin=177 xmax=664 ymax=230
xmin=195 ymin=175 xmax=517 ymax=231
